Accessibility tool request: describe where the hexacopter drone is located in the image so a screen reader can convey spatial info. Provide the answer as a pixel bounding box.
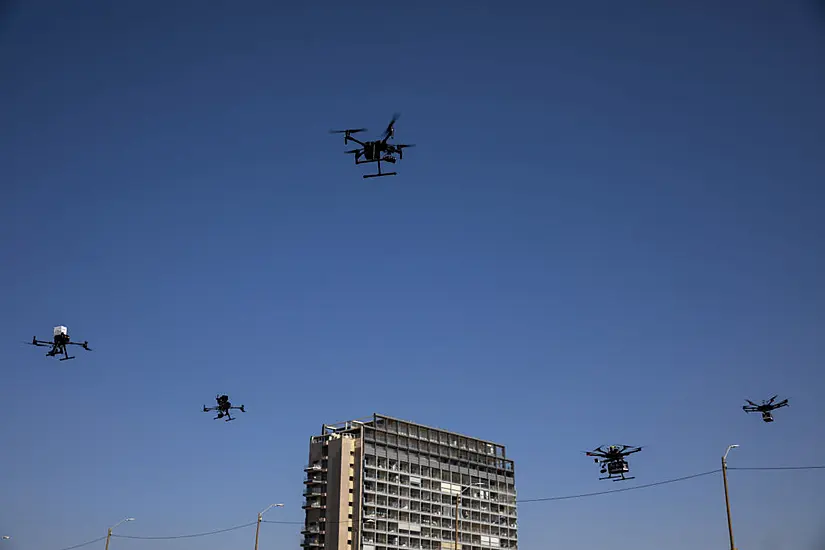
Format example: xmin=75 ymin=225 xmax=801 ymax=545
xmin=203 ymin=394 xmax=245 ymax=422
xmin=743 ymin=395 xmax=788 ymax=423
xmin=30 ymin=325 xmax=92 ymax=361
xmin=330 ymin=113 xmax=415 ymax=179
xmin=585 ymin=444 xmax=643 ymax=481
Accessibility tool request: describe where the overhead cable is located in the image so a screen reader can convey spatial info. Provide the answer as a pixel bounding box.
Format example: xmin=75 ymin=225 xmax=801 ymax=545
xmin=516 ymin=469 xmax=722 ymax=503
xmin=53 ymin=463 xmax=825 ymax=547
xmin=112 ymin=521 xmax=256 ymax=540
xmin=729 ymin=465 xmax=825 ymax=471
xmin=56 ymin=536 xmax=108 ymax=550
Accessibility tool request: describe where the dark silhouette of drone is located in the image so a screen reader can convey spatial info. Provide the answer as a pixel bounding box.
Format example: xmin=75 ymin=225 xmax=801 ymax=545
xmin=203 ymin=394 xmax=245 ymax=422
xmin=743 ymin=395 xmax=788 ymax=423
xmin=585 ymin=444 xmax=643 ymax=481
xmin=331 ymin=113 xmax=415 ymax=178
xmin=30 ymin=325 xmax=91 ymax=361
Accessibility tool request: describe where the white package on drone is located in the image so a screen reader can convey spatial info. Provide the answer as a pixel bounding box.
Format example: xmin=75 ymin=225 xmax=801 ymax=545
xmin=54 ymin=325 xmax=68 ymax=337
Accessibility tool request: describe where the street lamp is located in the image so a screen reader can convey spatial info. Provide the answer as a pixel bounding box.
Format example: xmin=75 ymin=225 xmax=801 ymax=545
xmin=454 ymin=483 xmax=485 ymax=550
xmin=722 ymin=445 xmax=739 ymax=550
xmin=104 ymin=517 xmax=134 ymax=550
xmin=254 ymin=503 xmax=284 ymax=550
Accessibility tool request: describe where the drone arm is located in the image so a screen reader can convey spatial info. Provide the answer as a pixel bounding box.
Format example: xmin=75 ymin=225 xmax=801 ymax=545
xmin=67 ymin=341 xmax=92 ymax=350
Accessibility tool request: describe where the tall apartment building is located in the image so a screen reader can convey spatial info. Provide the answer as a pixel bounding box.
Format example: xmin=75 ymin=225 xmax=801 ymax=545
xmin=301 ymin=414 xmax=518 ymax=550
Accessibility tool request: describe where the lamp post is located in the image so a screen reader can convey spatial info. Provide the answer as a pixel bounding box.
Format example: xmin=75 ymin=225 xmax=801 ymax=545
xmin=254 ymin=503 xmax=284 ymax=550
xmin=454 ymin=483 xmax=485 ymax=550
xmin=722 ymin=445 xmax=739 ymax=550
xmin=104 ymin=517 xmax=134 ymax=550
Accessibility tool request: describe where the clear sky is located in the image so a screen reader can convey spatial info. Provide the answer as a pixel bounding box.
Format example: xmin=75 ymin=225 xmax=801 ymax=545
xmin=1 ymin=1 xmax=824 ymax=549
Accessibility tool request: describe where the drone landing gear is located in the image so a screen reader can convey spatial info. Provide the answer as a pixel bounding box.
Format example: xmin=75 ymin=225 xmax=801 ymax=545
xmin=358 ymin=156 xmax=397 ymax=179
xmin=59 ymin=356 xmax=76 ymax=361
xmin=599 ymin=475 xmax=634 ymax=482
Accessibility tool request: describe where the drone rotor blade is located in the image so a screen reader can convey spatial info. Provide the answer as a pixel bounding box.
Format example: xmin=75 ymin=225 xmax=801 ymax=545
xmin=768 ymin=395 xmax=778 ymax=404
xmin=330 ymin=128 xmax=367 ymax=134
xmin=746 ymin=399 xmax=758 ymax=406
xmin=382 ymin=113 xmax=400 ymax=139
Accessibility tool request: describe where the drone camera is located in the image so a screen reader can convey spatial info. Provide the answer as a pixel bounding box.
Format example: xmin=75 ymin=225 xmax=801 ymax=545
xmin=54 ymin=326 xmax=68 ymax=337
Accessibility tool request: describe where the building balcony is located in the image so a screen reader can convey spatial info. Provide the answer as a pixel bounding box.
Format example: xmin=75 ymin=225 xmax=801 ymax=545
xmin=303 ymin=488 xmax=326 ymax=497
xmin=304 ymin=464 xmax=325 ymax=472
xmin=301 ymin=524 xmax=325 ymax=535
xmin=300 ymin=539 xmax=324 ymax=548
xmin=302 ymin=501 xmax=325 ymax=510
xmin=304 ymin=476 xmax=325 ymax=485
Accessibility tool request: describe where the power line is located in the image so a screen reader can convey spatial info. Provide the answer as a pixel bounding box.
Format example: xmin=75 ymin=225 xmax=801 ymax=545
xmin=516 ymin=469 xmax=722 ymax=503
xmin=729 ymin=465 xmax=825 ymax=471
xmin=52 ymin=463 xmax=825 ymax=546
xmin=56 ymin=536 xmax=107 ymax=550
xmin=112 ymin=521 xmax=256 ymax=540
xmin=263 ymin=520 xmax=303 ymax=524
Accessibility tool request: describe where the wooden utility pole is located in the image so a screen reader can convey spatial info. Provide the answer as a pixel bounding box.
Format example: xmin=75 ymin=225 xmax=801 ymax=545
xmin=454 ymin=494 xmax=461 ymax=550
xmin=722 ymin=445 xmax=739 ymax=550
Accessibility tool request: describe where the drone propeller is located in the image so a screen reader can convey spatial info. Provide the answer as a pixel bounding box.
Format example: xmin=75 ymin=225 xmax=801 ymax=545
xmin=767 ymin=395 xmax=778 ymax=404
xmin=330 ymin=128 xmax=367 ymax=134
xmin=745 ymin=399 xmax=758 ymax=407
xmin=382 ymin=113 xmax=400 ymax=140
xmin=392 ymin=143 xmax=414 ymax=159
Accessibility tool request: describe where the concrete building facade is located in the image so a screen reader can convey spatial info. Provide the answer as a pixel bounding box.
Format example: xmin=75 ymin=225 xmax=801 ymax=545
xmin=301 ymin=414 xmax=518 ymax=550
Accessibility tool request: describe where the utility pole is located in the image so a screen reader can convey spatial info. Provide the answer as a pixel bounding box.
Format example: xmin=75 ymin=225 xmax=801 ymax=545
xmin=454 ymin=494 xmax=461 ymax=550
xmin=103 ymin=518 xmax=134 ymax=550
xmin=454 ymin=483 xmax=484 ymax=550
xmin=722 ymin=444 xmax=739 ymax=550
xmin=254 ymin=503 xmax=284 ymax=550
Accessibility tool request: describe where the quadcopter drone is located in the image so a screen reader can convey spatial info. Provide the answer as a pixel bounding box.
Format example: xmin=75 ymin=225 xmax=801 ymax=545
xmin=29 ymin=325 xmax=91 ymax=361
xmin=743 ymin=395 xmax=788 ymax=422
xmin=585 ymin=444 xmax=643 ymax=481
xmin=203 ymin=394 xmax=245 ymax=422
xmin=330 ymin=113 xmax=415 ymax=178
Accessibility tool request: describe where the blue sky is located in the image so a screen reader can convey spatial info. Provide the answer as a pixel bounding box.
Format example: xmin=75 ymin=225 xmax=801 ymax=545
xmin=1 ymin=1 xmax=824 ymax=549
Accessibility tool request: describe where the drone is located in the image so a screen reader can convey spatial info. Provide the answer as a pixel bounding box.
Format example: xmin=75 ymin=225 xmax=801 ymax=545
xmin=30 ymin=325 xmax=91 ymax=361
xmin=203 ymin=394 xmax=245 ymax=422
xmin=585 ymin=444 xmax=643 ymax=481
xmin=743 ymin=395 xmax=788 ymax=422
xmin=331 ymin=113 xmax=415 ymax=178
